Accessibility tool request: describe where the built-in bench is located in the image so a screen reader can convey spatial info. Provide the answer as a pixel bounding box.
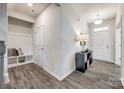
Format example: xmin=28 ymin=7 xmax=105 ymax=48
xmin=8 ymin=48 xmax=33 ymax=68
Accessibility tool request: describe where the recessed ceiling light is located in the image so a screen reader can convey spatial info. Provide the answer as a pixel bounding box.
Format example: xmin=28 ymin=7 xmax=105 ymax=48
xmin=27 ymin=3 xmax=33 ymax=7
xmin=94 ymin=19 xmax=103 ymax=25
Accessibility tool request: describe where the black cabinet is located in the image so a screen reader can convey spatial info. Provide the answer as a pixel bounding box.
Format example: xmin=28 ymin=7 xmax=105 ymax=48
xmin=75 ymin=50 xmax=93 ymax=73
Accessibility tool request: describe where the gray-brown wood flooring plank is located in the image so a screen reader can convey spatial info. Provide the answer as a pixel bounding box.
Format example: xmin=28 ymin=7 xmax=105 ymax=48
xmin=5 ymin=60 xmax=124 ymax=89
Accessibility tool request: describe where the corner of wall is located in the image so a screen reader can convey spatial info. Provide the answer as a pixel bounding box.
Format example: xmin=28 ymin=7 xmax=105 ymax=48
xmin=44 ymin=67 xmax=74 ymax=81
xmin=4 ymin=73 xmax=10 ymax=84
xmin=59 ymin=68 xmax=75 ymax=81
xmin=35 ymin=62 xmax=74 ymax=81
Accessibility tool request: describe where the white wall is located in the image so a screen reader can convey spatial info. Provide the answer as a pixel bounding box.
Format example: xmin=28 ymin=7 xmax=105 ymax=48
xmin=60 ymin=4 xmax=89 ymax=76
xmin=115 ymin=4 xmax=124 ymax=87
xmin=8 ymin=17 xmax=33 ymax=55
xmin=115 ymin=5 xmax=122 ymax=66
xmin=34 ymin=4 xmax=89 ymax=80
xmin=8 ymin=33 xmax=33 ymax=55
xmin=116 ymin=3 xmax=124 ymax=87
xmin=119 ymin=4 xmax=124 ymax=87
xmin=89 ymin=18 xmax=116 ymax=63
xmin=34 ymin=4 xmax=63 ymax=80
xmin=0 ymin=4 xmax=8 ymax=84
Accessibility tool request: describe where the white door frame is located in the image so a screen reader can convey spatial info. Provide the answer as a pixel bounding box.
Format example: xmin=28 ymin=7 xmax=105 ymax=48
xmin=116 ymin=16 xmax=122 ymax=65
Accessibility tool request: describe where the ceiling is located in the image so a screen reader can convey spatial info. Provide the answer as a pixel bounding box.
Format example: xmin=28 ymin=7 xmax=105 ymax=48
xmin=8 ymin=3 xmax=50 ymax=18
xmin=61 ymin=3 xmax=119 ymax=23
xmin=8 ymin=3 xmax=119 ymax=23
xmin=82 ymin=3 xmax=119 ymax=23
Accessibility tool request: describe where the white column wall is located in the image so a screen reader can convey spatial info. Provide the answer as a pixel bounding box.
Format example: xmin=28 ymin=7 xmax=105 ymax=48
xmin=33 ymin=4 xmax=89 ymax=80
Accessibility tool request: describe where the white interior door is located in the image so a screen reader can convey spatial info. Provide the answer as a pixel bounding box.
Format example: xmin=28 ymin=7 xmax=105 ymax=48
xmin=93 ymin=29 xmax=112 ymax=62
xmin=34 ymin=25 xmax=45 ymax=67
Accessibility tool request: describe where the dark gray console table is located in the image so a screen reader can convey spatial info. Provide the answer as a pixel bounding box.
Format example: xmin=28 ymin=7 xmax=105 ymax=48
xmin=75 ymin=50 xmax=93 ymax=73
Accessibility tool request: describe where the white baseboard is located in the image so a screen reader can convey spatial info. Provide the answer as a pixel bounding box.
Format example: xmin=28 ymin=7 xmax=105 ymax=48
xmin=121 ymin=77 xmax=124 ymax=87
xmin=115 ymin=62 xmax=121 ymax=66
xmin=4 ymin=73 xmax=10 ymax=84
xmin=35 ymin=63 xmax=74 ymax=81
xmin=60 ymin=68 xmax=74 ymax=81
xmin=35 ymin=63 xmax=61 ymax=81
xmin=94 ymin=59 xmax=114 ymax=63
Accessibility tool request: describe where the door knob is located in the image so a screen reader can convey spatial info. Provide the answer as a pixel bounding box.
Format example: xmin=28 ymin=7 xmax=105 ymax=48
xmin=107 ymin=45 xmax=109 ymax=48
xmin=41 ymin=48 xmax=44 ymax=50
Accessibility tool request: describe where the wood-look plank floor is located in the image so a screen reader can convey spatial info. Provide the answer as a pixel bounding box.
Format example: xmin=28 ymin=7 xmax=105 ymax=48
xmin=5 ymin=60 xmax=123 ymax=89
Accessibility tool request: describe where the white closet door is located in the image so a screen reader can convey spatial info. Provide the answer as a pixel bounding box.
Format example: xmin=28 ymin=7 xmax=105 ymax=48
xmin=34 ymin=25 xmax=45 ymax=68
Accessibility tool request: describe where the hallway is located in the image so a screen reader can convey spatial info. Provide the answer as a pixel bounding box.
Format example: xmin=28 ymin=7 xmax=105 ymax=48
xmin=5 ymin=60 xmax=123 ymax=89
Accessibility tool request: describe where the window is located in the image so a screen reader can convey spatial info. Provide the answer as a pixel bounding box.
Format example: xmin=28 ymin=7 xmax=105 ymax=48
xmin=94 ymin=27 xmax=108 ymax=32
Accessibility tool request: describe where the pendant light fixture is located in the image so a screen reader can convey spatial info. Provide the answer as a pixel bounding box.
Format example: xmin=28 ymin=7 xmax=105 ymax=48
xmin=94 ymin=14 xmax=103 ymax=25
